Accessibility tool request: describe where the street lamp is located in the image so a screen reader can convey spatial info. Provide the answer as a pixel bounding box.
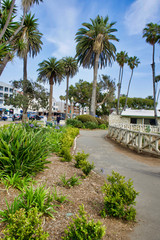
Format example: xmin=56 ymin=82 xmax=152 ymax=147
xmin=71 ymin=97 xmax=74 ymax=119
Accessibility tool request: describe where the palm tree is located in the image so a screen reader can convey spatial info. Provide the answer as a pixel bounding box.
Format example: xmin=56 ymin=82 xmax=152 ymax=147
xmin=123 ymin=56 xmax=140 ymax=111
xmin=37 ymin=58 xmax=64 ymax=121
xmin=0 ymin=0 xmax=43 ymax=41
xmin=0 ymin=0 xmax=43 ymax=76
xmin=75 ymin=15 xmax=119 ymax=116
xmin=16 ymin=12 xmax=43 ymax=121
xmin=116 ymin=51 xmax=128 ymax=114
xmin=61 ymin=57 xmax=78 ymax=119
xmin=143 ymin=22 xmax=160 ymax=125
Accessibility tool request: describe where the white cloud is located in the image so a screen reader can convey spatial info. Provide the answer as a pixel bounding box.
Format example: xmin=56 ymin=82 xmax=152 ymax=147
xmin=42 ymin=0 xmax=80 ymax=58
xmin=124 ymin=0 xmax=160 ymax=35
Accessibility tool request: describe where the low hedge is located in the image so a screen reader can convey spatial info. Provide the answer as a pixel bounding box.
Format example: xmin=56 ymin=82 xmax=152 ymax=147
xmin=76 ymin=115 xmax=98 ymax=124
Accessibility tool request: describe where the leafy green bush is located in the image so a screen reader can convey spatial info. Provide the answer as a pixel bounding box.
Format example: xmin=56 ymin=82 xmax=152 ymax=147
xmin=96 ymin=118 xmax=108 ymax=126
xmin=74 ymin=152 xmax=94 ymax=176
xmin=84 ymin=121 xmax=98 ymax=129
xmin=76 ymin=114 xmax=98 ymax=124
xmin=62 ymin=205 xmax=105 ymax=240
xmin=60 ymin=147 xmax=72 ymax=162
xmin=2 ymin=207 xmax=49 ymax=240
xmin=0 ymin=172 xmax=34 ymax=191
xmin=60 ymin=174 xmax=81 ymax=188
xmin=0 ymin=124 xmax=51 ymax=177
xmin=101 ymin=171 xmax=139 ymax=220
xmin=99 ymin=124 xmax=107 ymax=129
xmin=0 ymin=185 xmax=56 ymax=222
xmin=81 ymin=161 xmax=94 ymax=176
xmin=53 ymin=187 xmax=69 ymax=203
xmin=66 ymin=119 xmax=83 ymax=128
xmin=74 ymin=152 xmax=89 ymax=168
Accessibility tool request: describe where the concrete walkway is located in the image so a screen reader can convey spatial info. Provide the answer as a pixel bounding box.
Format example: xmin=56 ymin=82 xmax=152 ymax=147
xmin=76 ymin=129 xmax=160 ymax=240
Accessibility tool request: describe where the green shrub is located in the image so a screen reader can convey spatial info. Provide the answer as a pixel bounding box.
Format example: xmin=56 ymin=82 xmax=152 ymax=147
xmin=74 ymin=152 xmax=94 ymax=176
xmin=96 ymin=118 xmax=107 ymax=125
xmin=66 ymin=119 xmax=83 ymax=128
xmin=74 ymin=151 xmax=89 ymax=168
xmin=76 ymin=114 xmax=98 ymax=124
xmin=2 ymin=207 xmax=49 ymax=240
xmin=0 ymin=185 xmax=56 ymax=222
xmin=99 ymin=124 xmax=107 ymax=129
xmin=84 ymin=121 xmax=98 ymax=129
xmin=81 ymin=161 xmax=94 ymax=176
xmin=60 ymin=174 xmax=81 ymax=188
xmin=53 ymin=187 xmax=69 ymax=203
xmin=60 ymin=147 xmax=72 ymax=162
xmin=101 ymin=171 xmax=139 ymax=221
xmin=0 ymin=124 xmax=51 ymax=177
xmin=0 ymin=172 xmax=34 ymax=191
xmin=62 ymin=205 xmax=105 ymax=240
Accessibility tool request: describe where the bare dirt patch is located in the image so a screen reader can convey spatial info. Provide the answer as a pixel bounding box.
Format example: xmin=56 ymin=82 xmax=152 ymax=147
xmin=0 ymin=154 xmax=135 ymax=240
xmin=106 ymin=136 xmax=160 ymax=167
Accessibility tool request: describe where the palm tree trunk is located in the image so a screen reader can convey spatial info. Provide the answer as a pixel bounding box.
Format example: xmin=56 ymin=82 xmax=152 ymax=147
xmin=65 ymin=74 xmax=69 ymax=120
xmin=117 ymin=67 xmax=122 ymax=115
xmin=90 ymin=52 xmax=100 ymax=116
xmin=0 ymin=54 xmax=10 ymax=76
xmin=152 ymin=44 xmax=157 ymax=125
xmin=0 ymin=0 xmax=16 ymax=40
xmin=123 ymin=69 xmax=133 ymax=111
xmin=48 ymin=80 xmax=53 ymax=121
xmin=22 ymin=54 xmax=28 ymax=123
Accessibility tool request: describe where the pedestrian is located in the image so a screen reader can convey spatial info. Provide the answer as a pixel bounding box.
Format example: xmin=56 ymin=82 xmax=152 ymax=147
xmin=56 ymin=115 xmax=61 ymax=125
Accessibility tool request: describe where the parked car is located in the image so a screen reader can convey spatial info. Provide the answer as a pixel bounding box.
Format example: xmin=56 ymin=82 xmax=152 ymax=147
xmin=29 ymin=115 xmax=41 ymax=120
xmin=12 ymin=114 xmax=22 ymax=121
xmin=1 ymin=115 xmax=8 ymax=121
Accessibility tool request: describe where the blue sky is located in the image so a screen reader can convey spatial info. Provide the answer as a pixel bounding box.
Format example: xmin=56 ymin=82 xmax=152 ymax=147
xmin=1 ymin=0 xmax=160 ymax=104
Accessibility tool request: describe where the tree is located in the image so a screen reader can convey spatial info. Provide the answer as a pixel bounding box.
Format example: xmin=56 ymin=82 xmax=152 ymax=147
xmin=97 ymin=74 xmax=116 ymax=107
xmin=143 ymin=22 xmax=160 ymax=125
xmin=68 ymin=79 xmax=92 ymax=112
xmin=114 ymin=97 xmax=154 ymax=110
xmin=15 ymin=12 xmax=43 ymax=121
xmin=116 ymin=51 xmax=128 ymax=114
xmin=61 ymin=57 xmax=78 ymax=119
xmin=123 ymin=56 xmax=140 ymax=111
xmin=37 ymin=57 xmax=64 ymax=121
xmin=0 ymin=0 xmax=43 ymax=75
xmin=4 ymin=79 xmax=48 ymax=112
xmin=75 ymin=15 xmax=118 ymax=116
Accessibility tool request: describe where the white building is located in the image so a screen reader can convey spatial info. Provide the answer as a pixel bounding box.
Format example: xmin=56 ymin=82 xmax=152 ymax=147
xmin=0 ymin=81 xmax=21 ymax=114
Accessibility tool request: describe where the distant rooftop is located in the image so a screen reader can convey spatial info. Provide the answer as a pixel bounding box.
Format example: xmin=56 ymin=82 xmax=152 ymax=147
xmin=121 ymin=109 xmax=160 ymax=117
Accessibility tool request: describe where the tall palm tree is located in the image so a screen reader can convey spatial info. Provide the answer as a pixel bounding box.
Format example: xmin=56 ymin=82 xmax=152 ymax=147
xmin=116 ymin=51 xmax=128 ymax=114
xmin=0 ymin=0 xmax=43 ymax=76
xmin=75 ymin=15 xmax=119 ymax=116
xmin=0 ymin=0 xmax=43 ymax=40
xmin=123 ymin=56 xmax=140 ymax=111
xmin=143 ymin=22 xmax=160 ymax=125
xmin=37 ymin=58 xmax=64 ymax=121
xmin=16 ymin=12 xmax=43 ymax=121
xmin=61 ymin=57 xmax=78 ymax=119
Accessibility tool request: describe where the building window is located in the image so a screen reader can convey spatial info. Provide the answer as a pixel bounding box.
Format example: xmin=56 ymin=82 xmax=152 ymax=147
xmin=4 ymin=93 xmax=8 ymax=98
xmin=0 ymin=93 xmax=3 ymax=98
xmin=0 ymin=86 xmax=3 ymax=91
xmin=10 ymin=95 xmax=13 ymax=98
xmin=10 ymin=88 xmax=13 ymax=93
xmin=130 ymin=118 xmax=137 ymax=124
xmin=144 ymin=118 xmax=156 ymax=126
xmin=0 ymin=99 xmax=3 ymax=104
xmin=5 ymin=87 xmax=8 ymax=92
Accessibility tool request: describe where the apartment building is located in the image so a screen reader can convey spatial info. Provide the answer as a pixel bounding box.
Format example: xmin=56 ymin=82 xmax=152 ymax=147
xmin=0 ymin=81 xmax=20 ymax=114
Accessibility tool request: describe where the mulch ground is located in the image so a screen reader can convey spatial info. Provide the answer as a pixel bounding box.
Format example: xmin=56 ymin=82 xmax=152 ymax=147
xmin=0 ymin=153 xmax=135 ymax=240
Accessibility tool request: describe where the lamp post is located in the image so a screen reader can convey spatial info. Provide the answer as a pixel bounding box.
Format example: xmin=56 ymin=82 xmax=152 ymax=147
xmin=71 ymin=97 xmax=74 ymax=119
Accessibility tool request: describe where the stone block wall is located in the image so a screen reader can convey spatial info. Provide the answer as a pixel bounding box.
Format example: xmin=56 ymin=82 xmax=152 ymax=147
xmin=109 ymin=114 xmax=130 ymax=126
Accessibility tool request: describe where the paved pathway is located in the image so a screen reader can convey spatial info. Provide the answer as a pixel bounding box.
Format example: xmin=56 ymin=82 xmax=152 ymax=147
xmin=76 ymin=129 xmax=160 ymax=240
